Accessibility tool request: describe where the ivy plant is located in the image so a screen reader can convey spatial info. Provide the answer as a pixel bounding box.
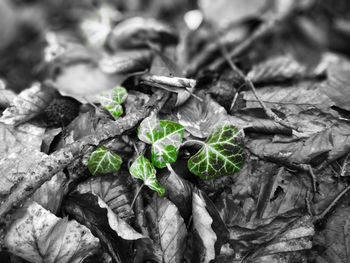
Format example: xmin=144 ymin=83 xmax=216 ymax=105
xmin=88 ymin=146 xmax=123 ymax=175
xmin=87 ymin=115 xmax=244 ymax=198
xmin=187 ymin=125 xmax=244 ymax=180
xmin=98 ymin=86 xmax=128 ymax=119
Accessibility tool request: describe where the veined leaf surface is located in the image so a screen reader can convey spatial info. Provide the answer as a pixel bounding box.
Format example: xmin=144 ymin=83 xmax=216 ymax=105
xmin=138 ymin=115 xmax=185 ymax=168
xmin=98 ymin=86 xmax=127 ymax=119
xmin=129 ymin=155 xmax=165 ymax=196
xmin=105 ymin=103 xmax=123 ymax=119
xmin=151 ymin=120 xmax=185 ymax=168
xmin=88 ymin=146 xmax=122 ymax=175
xmin=188 ymin=125 xmax=244 ymax=179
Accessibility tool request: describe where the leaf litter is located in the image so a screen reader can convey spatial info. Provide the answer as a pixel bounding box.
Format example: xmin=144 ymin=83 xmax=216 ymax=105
xmin=1 ymin=0 xmax=350 ymax=263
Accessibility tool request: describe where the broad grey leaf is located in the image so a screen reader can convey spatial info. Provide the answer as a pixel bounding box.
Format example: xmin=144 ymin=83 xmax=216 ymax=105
xmin=96 ymin=196 xmax=144 ymax=240
xmin=199 ymin=0 xmax=267 ymax=28
xmin=0 ymin=84 xmax=16 ymax=108
xmin=243 ymin=80 xmax=332 ymax=111
xmin=4 ymin=202 xmax=99 ymax=263
xmin=247 ymin=121 xmax=350 ymax=167
xmin=247 ymin=55 xmax=307 ymax=83
xmin=192 ymin=191 xmax=217 ymax=263
xmin=321 ymin=61 xmax=350 ymax=111
xmin=107 ymin=17 xmax=178 ymax=50
xmin=0 ymin=122 xmax=45 ymax=158
xmin=146 ymin=195 xmax=187 ymax=263
xmin=251 ymin=216 xmax=314 ymax=262
xmin=313 ymin=206 xmax=350 ymax=263
xmin=79 ymin=3 xmax=117 ymax=48
xmin=0 ymin=83 xmax=58 ymax=126
xmin=159 ymin=168 xmax=193 ymax=221
xmin=76 ymin=174 xmax=134 ymax=221
xmin=176 ymin=95 xmax=233 ymax=138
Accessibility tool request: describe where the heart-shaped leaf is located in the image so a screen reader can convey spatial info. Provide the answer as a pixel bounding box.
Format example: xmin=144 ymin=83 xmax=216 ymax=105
xmin=88 ymin=146 xmax=122 ymax=175
xmin=98 ymin=86 xmax=128 ymax=119
xmin=138 ymin=115 xmax=185 ymax=168
xmin=188 ymin=125 xmax=244 ymax=179
xmin=129 ymin=155 xmax=165 ymax=196
xmin=106 ymin=104 xmax=123 ymax=119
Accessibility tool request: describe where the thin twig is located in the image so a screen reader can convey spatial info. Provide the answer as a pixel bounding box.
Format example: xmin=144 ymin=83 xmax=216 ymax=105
xmin=229 ymin=82 xmax=245 ymax=112
xmin=208 ymin=5 xmax=298 ymax=73
xmin=305 ymin=189 xmax=313 ymax=215
xmin=134 ymin=184 xmax=149 ymax=236
xmin=313 ymin=185 xmax=350 ymax=223
xmin=217 ymin=40 xmax=297 ymax=131
xmin=140 ymin=74 xmax=197 ymax=89
xmin=308 ymin=165 xmax=318 ymax=194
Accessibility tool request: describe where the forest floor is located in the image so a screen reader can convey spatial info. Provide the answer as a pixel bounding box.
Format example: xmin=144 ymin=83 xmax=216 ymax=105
xmin=1 ymin=0 xmax=350 ymax=262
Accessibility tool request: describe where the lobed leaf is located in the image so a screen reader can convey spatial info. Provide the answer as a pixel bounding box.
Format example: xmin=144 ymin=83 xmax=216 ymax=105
xmin=97 ymin=86 xmax=128 ymax=119
xmin=129 ymin=156 xmax=165 ymax=196
xmin=105 ymin=103 xmax=123 ymax=119
xmin=88 ymin=146 xmax=122 ymax=175
xmin=188 ymin=125 xmax=244 ymax=179
xmin=138 ymin=115 xmax=185 ymax=168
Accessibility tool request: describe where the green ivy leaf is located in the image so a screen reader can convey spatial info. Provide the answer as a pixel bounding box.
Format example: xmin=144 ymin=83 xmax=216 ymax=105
xmin=151 ymin=120 xmax=185 ymax=168
xmin=105 ymin=104 xmax=123 ymax=119
xmin=97 ymin=86 xmax=127 ymax=119
xmin=113 ymin=86 xmax=128 ymax=104
xmin=88 ymin=146 xmax=123 ymax=175
xmin=129 ymin=155 xmax=165 ymax=197
xmin=188 ymin=125 xmax=244 ymax=180
xmin=138 ymin=115 xmax=185 ymax=168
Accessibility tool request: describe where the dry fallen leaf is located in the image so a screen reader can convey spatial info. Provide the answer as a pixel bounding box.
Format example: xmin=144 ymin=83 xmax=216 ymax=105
xmin=146 ymin=195 xmax=188 ymax=263
xmin=0 ymin=83 xmax=58 ymax=126
xmin=4 ymin=202 xmax=100 ymax=263
xmin=313 ymin=205 xmax=350 ymax=263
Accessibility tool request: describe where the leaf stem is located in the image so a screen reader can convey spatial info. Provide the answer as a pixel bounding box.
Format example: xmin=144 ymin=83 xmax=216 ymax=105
xmin=166 ymin=163 xmax=175 ymax=174
xmin=131 ymin=183 xmax=145 ymax=210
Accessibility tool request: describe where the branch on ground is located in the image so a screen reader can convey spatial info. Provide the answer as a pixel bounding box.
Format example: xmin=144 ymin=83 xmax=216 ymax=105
xmin=0 ymin=90 xmax=168 ymax=242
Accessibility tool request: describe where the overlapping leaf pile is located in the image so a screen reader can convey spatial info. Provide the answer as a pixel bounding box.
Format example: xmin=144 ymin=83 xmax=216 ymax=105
xmin=1 ymin=0 xmax=350 ymax=263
